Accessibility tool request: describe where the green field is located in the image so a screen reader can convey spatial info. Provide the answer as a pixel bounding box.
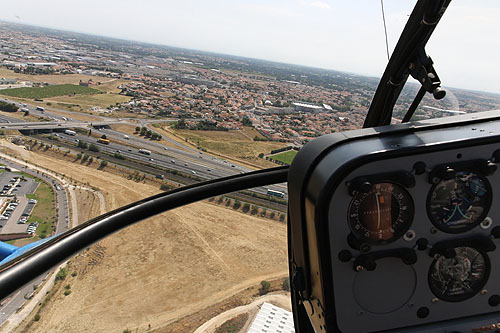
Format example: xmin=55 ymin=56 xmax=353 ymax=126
xmin=22 ymin=175 xmax=56 ymax=240
xmin=269 ymin=150 xmax=298 ymax=165
xmin=0 ymin=84 xmax=101 ymax=99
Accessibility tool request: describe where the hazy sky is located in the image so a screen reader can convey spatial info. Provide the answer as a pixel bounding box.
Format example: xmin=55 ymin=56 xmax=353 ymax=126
xmin=1 ymin=0 xmax=500 ymax=94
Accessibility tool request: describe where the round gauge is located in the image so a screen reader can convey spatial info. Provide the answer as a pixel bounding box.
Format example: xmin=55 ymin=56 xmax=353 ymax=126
xmin=427 ymin=171 xmax=492 ymax=233
xmin=428 ymin=246 xmax=490 ymax=302
xmin=348 ymin=182 xmax=414 ymax=244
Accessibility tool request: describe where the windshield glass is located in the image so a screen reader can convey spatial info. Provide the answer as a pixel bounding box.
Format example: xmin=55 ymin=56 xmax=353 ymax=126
xmin=0 ymin=0 xmax=499 ymax=331
xmin=392 ymin=0 xmax=500 ymax=121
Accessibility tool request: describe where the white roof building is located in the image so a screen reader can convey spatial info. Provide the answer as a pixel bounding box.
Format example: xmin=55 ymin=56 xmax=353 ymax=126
xmin=248 ymin=302 xmax=295 ymax=333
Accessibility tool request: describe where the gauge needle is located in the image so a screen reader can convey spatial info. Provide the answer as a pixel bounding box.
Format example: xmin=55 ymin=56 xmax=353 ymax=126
xmin=376 ymin=192 xmax=381 ymax=229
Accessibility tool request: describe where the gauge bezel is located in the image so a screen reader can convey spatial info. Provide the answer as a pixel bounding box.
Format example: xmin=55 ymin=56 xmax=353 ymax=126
xmin=426 ymin=170 xmax=492 ymax=234
xmin=427 ymin=246 xmax=491 ymax=303
xmin=347 ymin=181 xmax=415 ymax=245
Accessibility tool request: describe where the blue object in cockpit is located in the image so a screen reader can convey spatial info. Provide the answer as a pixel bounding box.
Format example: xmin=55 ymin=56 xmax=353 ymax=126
xmin=0 ymin=237 xmax=54 ymax=266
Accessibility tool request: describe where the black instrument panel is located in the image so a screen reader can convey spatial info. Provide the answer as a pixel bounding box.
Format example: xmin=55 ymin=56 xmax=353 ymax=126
xmin=287 ymin=110 xmax=500 ymax=333
xmin=329 ymin=145 xmax=500 ymax=332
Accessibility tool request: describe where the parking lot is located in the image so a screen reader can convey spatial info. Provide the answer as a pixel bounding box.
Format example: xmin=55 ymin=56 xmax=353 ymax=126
xmin=0 ymin=172 xmax=39 ymax=234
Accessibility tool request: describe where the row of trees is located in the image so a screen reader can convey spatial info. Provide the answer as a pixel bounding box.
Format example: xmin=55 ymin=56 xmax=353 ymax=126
xmin=135 ymin=126 xmax=162 ymax=140
xmin=78 ymin=140 xmax=100 ymax=152
xmin=173 ymin=119 xmax=228 ymax=131
xmin=211 ymin=196 xmax=285 ymax=221
xmin=259 ymin=277 xmax=290 ymax=295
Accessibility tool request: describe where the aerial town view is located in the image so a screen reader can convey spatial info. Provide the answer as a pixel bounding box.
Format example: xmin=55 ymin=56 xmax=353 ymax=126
xmin=0 ymin=3 xmax=499 ymax=332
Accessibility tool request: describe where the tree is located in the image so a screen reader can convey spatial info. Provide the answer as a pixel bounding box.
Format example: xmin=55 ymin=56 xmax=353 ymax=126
xmin=89 ymin=144 xmax=99 ymax=152
xmin=242 ymin=203 xmax=250 ymax=213
xmin=241 ymin=116 xmax=252 ymax=127
xmin=258 ymin=153 xmax=264 ymax=158
xmin=259 ymin=280 xmax=271 ymax=295
xmin=113 ymin=152 xmax=125 ymax=160
xmin=233 ymin=200 xmax=242 ymax=210
xmin=0 ymin=101 xmax=18 ymax=112
xmin=160 ymin=183 xmax=171 ymax=191
xmin=56 ymin=268 xmax=67 ymax=281
xmin=174 ymin=118 xmax=187 ymax=129
xmin=282 ymin=277 xmax=290 ymax=291
xmin=78 ymin=141 xmax=88 ymax=149
xmin=99 ymin=160 xmax=108 ymax=169
xmin=135 ymin=126 xmax=140 ymax=132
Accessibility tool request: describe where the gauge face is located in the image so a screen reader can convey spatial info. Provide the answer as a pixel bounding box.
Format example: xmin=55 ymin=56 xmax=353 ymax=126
xmin=427 ymin=171 xmax=492 ymax=233
xmin=429 ymin=246 xmax=490 ymax=302
xmin=348 ymin=182 xmax=414 ymax=244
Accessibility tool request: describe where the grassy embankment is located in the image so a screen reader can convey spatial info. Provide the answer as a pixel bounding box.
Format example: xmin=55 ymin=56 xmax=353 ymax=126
xmin=23 ymin=175 xmax=56 ymax=241
xmin=170 ymin=127 xmax=287 ymax=168
xmin=268 ymin=150 xmax=297 ymax=165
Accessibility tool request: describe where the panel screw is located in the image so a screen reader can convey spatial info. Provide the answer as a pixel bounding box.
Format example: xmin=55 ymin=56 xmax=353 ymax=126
xmin=481 ymin=217 xmax=493 ymax=229
xmin=404 ymin=230 xmax=416 ymax=241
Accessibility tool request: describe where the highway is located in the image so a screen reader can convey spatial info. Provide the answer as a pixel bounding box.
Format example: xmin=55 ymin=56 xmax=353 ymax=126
xmin=56 ymin=130 xmax=287 ymax=197
xmin=0 ymin=99 xmax=288 ymax=197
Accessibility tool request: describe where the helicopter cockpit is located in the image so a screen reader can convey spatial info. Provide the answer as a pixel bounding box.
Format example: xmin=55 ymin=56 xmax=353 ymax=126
xmin=1 ymin=0 xmax=500 ymax=332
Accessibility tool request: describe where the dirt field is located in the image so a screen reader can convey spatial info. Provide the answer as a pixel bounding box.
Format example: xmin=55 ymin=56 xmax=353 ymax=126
xmin=0 ymin=140 xmax=288 ymax=332
xmin=47 ymin=92 xmax=131 ymax=112
xmin=168 ymin=127 xmax=286 ymax=168
xmin=74 ymin=188 xmax=102 ymax=224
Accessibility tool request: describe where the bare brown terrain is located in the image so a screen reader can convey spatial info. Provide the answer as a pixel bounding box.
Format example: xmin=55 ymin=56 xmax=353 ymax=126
xmin=0 ymin=139 xmax=288 ymax=332
xmin=163 ymin=126 xmax=286 ymax=169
